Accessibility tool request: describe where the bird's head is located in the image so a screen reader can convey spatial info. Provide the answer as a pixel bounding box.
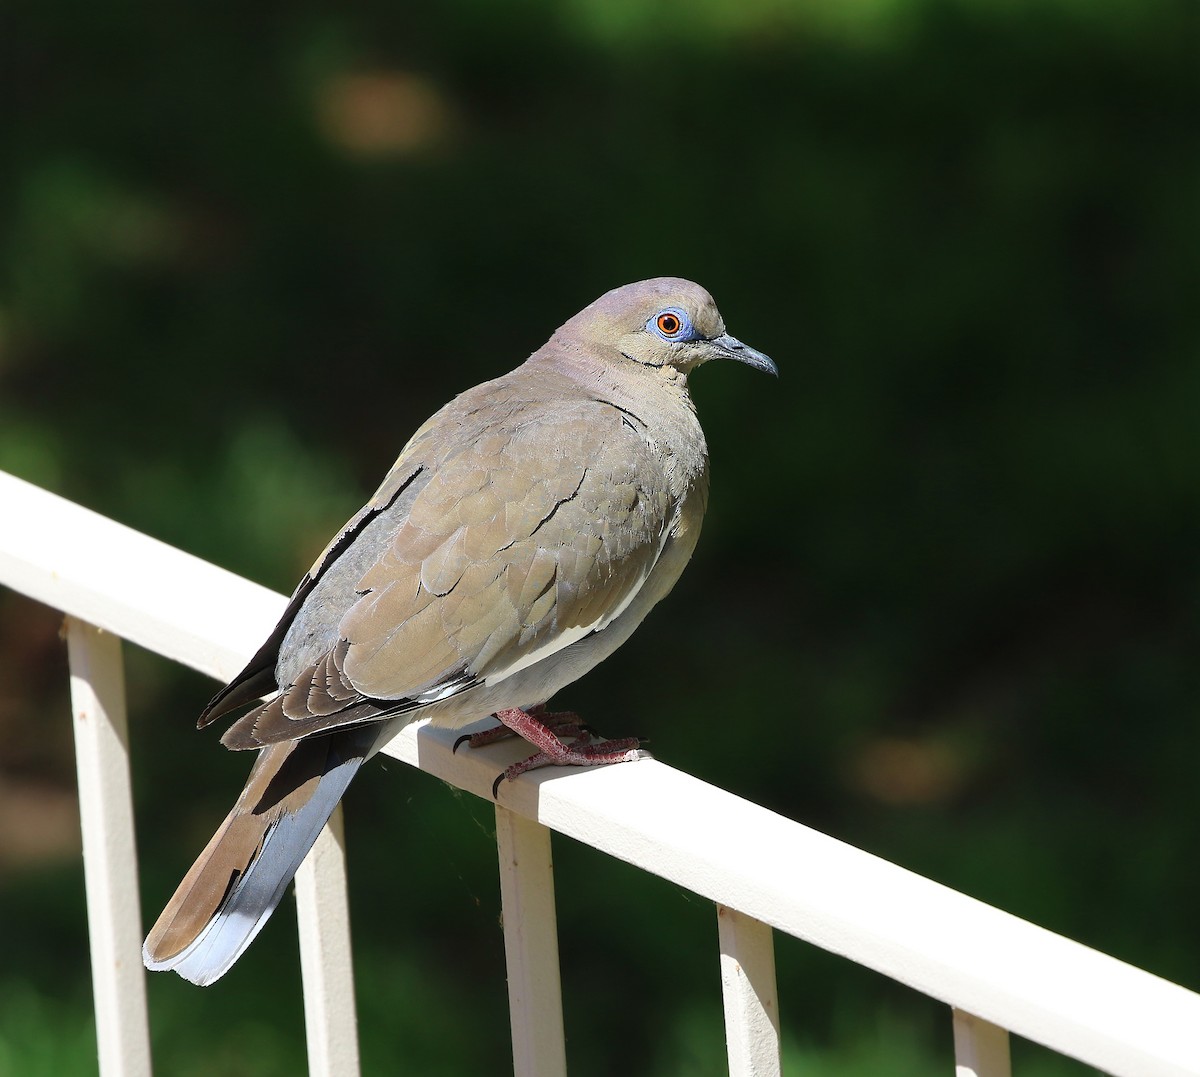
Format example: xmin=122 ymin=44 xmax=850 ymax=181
xmin=555 ymin=277 xmax=777 ymax=379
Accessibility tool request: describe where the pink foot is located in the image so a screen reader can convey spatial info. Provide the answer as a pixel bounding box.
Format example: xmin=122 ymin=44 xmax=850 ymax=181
xmin=485 ymin=707 xmax=641 ymax=797
xmin=453 ymin=705 xmax=590 ymax=753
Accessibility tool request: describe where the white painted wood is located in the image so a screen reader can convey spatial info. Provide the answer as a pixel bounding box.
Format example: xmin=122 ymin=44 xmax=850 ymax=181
xmin=66 ymin=619 xmax=153 ymax=1077
xmin=5 ymin=471 xmax=1200 ymax=1077
xmin=494 ymin=806 xmax=567 ymax=1077
xmin=386 ymin=721 xmax=1200 ymax=1077
xmin=295 ymin=806 xmax=361 ymax=1077
xmin=0 ymin=469 xmax=284 ymax=684
xmin=953 ymin=1009 xmax=1012 ymax=1077
xmin=717 ymin=905 xmax=780 ymax=1077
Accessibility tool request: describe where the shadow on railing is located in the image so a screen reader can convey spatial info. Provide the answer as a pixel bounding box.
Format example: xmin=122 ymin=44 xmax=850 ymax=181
xmin=2 ymin=468 xmax=1198 ymax=1077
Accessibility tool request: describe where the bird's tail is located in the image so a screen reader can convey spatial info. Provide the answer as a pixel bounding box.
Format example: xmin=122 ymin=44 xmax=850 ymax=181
xmin=143 ymin=726 xmax=378 ymax=986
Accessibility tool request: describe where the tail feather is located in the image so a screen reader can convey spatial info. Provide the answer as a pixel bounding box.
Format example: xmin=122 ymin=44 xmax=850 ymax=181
xmin=143 ymin=727 xmax=377 ymax=986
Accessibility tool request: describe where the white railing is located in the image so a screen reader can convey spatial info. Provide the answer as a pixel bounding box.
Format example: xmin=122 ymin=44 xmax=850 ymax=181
xmin=1 ymin=466 xmax=1197 ymax=1077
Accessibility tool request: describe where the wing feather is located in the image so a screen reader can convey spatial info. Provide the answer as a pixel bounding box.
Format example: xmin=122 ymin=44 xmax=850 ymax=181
xmin=225 ymin=389 xmax=674 ymax=748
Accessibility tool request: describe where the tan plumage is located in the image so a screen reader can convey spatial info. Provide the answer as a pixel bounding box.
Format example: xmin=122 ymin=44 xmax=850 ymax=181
xmin=143 ymin=277 xmax=776 ymax=984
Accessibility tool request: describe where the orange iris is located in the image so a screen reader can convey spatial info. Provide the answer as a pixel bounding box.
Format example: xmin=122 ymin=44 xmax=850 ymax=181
xmin=656 ymin=312 xmax=682 ymax=336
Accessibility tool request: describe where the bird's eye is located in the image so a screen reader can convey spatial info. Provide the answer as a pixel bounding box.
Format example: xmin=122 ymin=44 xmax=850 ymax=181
xmin=646 ymin=307 xmax=695 ymax=342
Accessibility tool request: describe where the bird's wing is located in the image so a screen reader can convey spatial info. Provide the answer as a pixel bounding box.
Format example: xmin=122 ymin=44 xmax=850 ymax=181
xmin=197 ymin=454 xmax=429 ymax=729
xmin=223 ymin=398 xmax=674 ymax=748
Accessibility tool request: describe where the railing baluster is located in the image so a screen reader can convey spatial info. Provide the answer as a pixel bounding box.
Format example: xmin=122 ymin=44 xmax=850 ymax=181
xmin=717 ymin=904 xmax=781 ymax=1077
xmin=953 ymin=1008 xmax=1012 ymax=1077
xmin=494 ymin=805 xmax=567 ymax=1077
xmin=295 ymin=805 xmax=361 ymax=1077
xmin=66 ymin=618 xmax=153 ymax=1077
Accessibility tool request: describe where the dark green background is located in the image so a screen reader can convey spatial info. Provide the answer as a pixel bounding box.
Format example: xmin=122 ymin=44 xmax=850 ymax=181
xmin=1 ymin=1 xmax=1196 ymax=1073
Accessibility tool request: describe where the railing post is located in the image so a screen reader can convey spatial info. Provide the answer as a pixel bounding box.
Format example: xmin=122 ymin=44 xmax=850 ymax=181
xmin=953 ymin=1009 xmax=1012 ymax=1077
xmin=494 ymin=805 xmax=567 ymax=1077
xmin=717 ymin=905 xmax=781 ymax=1077
xmin=66 ymin=617 xmax=152 ymax=1077
xmin=295 ymin=805 xmax=361 ymax=1077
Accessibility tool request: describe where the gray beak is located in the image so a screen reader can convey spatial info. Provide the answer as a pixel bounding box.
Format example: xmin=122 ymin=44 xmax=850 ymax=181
xmin=712 ymin=333 xmax=778 ymax=377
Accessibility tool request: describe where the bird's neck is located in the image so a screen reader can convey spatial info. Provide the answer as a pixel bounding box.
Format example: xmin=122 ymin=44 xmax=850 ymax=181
xmin=529 ymin=343 xmax=708 ymax=506
xmin=533 ymin=340 xmax=694 ymax=417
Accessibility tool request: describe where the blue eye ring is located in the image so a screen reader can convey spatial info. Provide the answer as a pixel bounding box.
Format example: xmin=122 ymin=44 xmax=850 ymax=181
xmin=646 ymin=307 xmax=698 ymax=342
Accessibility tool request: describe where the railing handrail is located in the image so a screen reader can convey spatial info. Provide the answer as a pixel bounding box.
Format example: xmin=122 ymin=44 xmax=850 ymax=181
xmin=2 ymin=467 xmax=1198 ymax=1077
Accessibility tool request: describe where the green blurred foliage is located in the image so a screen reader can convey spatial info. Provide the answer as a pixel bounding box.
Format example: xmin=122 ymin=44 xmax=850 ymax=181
xmin=0 ymin=0 xmax=1196 ymax=1073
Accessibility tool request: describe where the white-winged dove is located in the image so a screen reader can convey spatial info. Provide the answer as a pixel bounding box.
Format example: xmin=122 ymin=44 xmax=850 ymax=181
xmin=143 ymin=277 xmax=776 ymax=985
